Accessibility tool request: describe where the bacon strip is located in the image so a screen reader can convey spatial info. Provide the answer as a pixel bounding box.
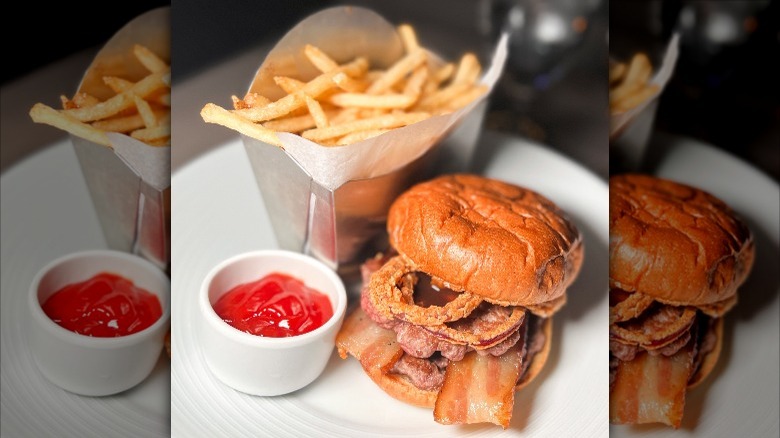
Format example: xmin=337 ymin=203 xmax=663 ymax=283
xmin=433 ymin=340 xmax=524 ymax=428
xmin=336 ymin=306 xmax=404 ymax=376
xmin=609 ymin=341 xmax=695 ymax=428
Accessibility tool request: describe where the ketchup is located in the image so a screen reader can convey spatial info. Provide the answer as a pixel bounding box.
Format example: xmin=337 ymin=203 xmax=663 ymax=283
xmin=213 ymin=273 xmax=333 ymax=337
xmin=42 ymin=272 xmax=163 ymax=337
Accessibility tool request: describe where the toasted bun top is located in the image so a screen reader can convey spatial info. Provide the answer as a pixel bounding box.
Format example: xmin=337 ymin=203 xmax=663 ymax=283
xmin=387 ymin=174 xmax=583 ymax=306
xmin=609 ymin=174 xmax=754 ymax=305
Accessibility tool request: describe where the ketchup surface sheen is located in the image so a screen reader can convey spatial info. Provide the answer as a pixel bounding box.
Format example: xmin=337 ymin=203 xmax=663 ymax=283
xmin=42 ymin=272 xmax=163 ymax=337
xmin=213 ymin=273 xmax=334 ymax=337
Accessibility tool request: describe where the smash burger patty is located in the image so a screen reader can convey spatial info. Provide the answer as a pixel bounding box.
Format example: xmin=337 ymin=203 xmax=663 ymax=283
xmin=336 ymin=174 xmax=583 ymax=428
xmin=609 ymin=174 xmax=754 ymax=428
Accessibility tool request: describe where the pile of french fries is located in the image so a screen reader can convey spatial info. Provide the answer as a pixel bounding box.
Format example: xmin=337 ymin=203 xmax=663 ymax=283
xmin=609 ymin=53 xmax=659 ymax=115
xmin=29 ymin=45 xmax=171 ymax=147
xmin=201 ymin=24 xmax=487 ymax=147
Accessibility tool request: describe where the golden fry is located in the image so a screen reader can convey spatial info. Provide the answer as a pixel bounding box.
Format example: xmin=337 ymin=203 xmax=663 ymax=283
xmin=31 ymin=45 xmax=170 ymax=148
xmin=328 ymin=92 xmax=416 ymax=109
xmin=263 ymin=113 xmax=318 ymax=132
xmin=336 ymin=129 xmax=389 ymax=145
xmin=201 ymin=103 xmax=281 ymax=146
xmin=64 ymin=71 xmax=168 ymax=122
xmin=134 ymin=44 xmax=169 ymax=73
xmin=103 ymin=76 xmax=134 ymax=93
xmin=398 ymin=24 xmax=419 ymax=53
xmin=201 ymin=24 xmax=486 ymax=146
xmin=91 ymin=114 xmax=146 ymax=133
xmin=305 ymin=95 xmax=329 ymax=128
xmin=302 ymin=112 xmax=429 ymax=141
xmin=236 ymin=57 xmax=368 ymax=122
xmin=134 ymin=95 xmax=158 ymax=128
xmin=304 ymin=44 xmax=339 ymax=72
xmin=366 ymin=50 xmax=427 ymax=94
xmin=332 ymin=72 xmax=368 ymax=93
xmin=29 ymin=103 xmax=111 ymax=147
xmin=274 ymin=76 xmax=306 ymax=94
xmin=609 ymin=52 xmax=656 ymax=113
xmin=130 ymin=124 xmax=171 ymax=142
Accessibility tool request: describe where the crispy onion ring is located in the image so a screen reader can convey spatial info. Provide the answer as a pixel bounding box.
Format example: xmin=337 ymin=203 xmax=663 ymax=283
xmin=422 ymin=305 xmax=527 ymax=349
xmin=525 ymin=295 xmax=566 ymax=318
xmin=695 ymin=294 xmax=737 ymax=318
xmin=610 ymin=305 xmax=696 ymax=350
xmin=367 ymin=256 xmax=484 ymax=326
xmin=610 ymin=291 xmax=655 ymax=324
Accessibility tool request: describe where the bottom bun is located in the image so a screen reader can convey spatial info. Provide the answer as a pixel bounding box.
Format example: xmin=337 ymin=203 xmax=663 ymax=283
xmin=687 ymin=318 xmax=724 ymax=389
xmin=516 ymin=317 xmax=552 ymax=390
xmin=367 ymin=318 xmax=553 ymax=407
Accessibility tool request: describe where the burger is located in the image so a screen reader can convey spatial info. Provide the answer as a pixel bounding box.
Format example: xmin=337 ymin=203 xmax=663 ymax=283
xmin=609 ymin=174 xmax=754 ymax=427
xmin=336 ymin=174 xmax=583 ymax=428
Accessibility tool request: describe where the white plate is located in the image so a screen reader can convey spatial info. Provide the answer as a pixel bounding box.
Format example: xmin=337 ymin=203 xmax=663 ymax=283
xmin=171 ymin=131 xmax=610 ymax=437
xmin=610 ymin=133 xmax=780 ymax=437
xmin=0 ymin=141 xmax=171 ymax=438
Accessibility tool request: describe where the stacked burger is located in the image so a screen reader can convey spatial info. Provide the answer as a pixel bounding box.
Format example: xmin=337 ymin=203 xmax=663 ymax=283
xmin=609 ymin=174 xmax=754 ymax=427
xmin=336 ymin=174 xmax=583 ymax=428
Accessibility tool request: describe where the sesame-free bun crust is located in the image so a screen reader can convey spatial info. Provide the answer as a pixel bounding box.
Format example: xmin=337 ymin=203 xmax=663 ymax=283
xmin=388 ymin=174 xmax=583 ymax=307
xmin=609 ymin=174 xmax=754 ymax=306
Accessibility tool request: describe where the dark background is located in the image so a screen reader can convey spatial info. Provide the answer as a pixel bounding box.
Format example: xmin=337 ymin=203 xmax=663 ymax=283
xmin=1 ymin=1 xmax=171 ymax=85
xmin=611 ymin=0 xmax=779 ymax=180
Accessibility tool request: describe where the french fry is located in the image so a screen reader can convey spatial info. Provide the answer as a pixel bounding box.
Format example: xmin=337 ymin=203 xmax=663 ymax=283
xmin=263 ymin=113 xmax=318 ymax=132
xmin=103 ymin=76 xmax=134 ymax=93
xmin=130 ymin=124 xmax=171 ymax=142
xmin=305 ymin=95 xmax=329 ymax=128
xmin=304 ymin=44 xmax=339 ymax=73
xmin=610 ymin=53 xmax=652 ymax=104
xmin=201 ymin=24 xmax=486 ymax=147
xmin=91 ymin=114 xmax=146 ymax=133
xmin=418 ymin=82 xmax=471 ymax=110
xmin=29 ymin=103 xmax=111 ymax=147
xmin=236 ymin=57 xmax=368 ymax=122
xmin=402 ymin=66 xmax=428 ymax=99
xmin=152 ymin=93 xmax=171 ymax=107
xmin=398 ymin=24 xmax=419 ymax=53
xmin=328 ymin=93 xmax=416 ymax=109
xmin=201 ymin=103 xmax=281 ymax=146
xmin=64 ymin=71 xmax=168 ymax=122
xmin=31 ymin=45 xmax=170 ymax=148
xmin=134 ymin=95 xmax=158 ymax=128
xmin=444 ymin=85 xmax=488 ymax=110
xmin=609 ymin=61 xmax=626 ymax=85
xmin=61 ymin=93 xmax=100 ymax=109
xmin=336 ymin=129 xmax=389 ymax=145
xmin=302 ymin=112 xmax=429 ymax=141
xmin=134 ymin=44 xmax=169 ymax=73
xmin=453 ymin=53 xmax=481 ymax=86
xmin=609 ymin=52 xmax=656 ymax=114
xmin=332 ymin=72 xmax=368 ymax=93
xmin=612 ymin=85 xmax=659 ymax=113
xmin=366 ymin=49 xmax=427 ymax=94
xmin=274 ymin=76 xmax=306 ymax=94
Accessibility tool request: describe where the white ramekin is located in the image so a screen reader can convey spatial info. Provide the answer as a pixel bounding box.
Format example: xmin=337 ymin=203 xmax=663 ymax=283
xmin=28 ymin=250 xmax=170 ymax=396
xmin=199 ymin=250 xmax=347 ymax=396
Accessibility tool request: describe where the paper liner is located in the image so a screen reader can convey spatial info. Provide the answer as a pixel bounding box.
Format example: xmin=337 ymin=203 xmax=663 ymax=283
xmin=609 ymin=33 xmax=679 ymax=171
xmin=240 ymin=6 xmax=507 ymax=274
xmin=70 ymin=7 xmax=170 ymax=271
